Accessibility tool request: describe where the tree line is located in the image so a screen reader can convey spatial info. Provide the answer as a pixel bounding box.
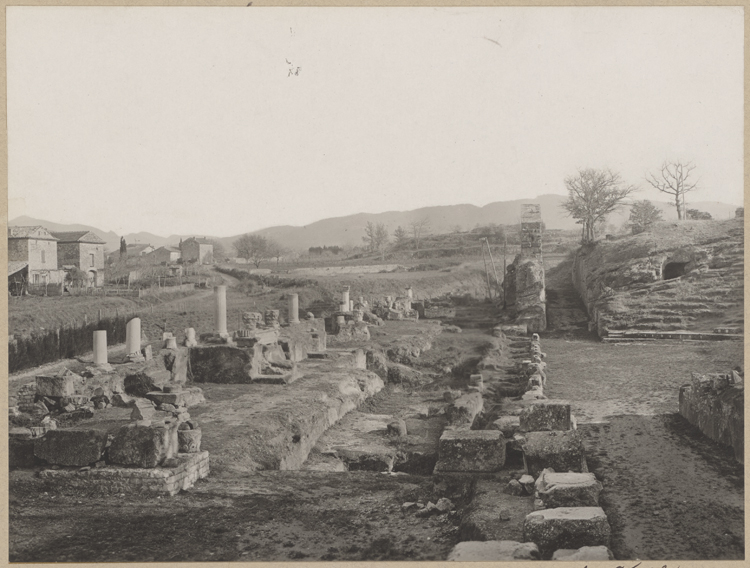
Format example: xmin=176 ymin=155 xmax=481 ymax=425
xmin=562 ymin=160 xmax=712 ymax=243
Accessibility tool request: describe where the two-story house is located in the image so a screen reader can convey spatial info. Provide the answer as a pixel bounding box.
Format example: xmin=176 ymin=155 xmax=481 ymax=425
xmin=7 ymin=226 xmax=65 ymax=287
xmin=180 ymin=237 xmax=214 ymax=264
xmin=51 ymin=231 xmax=106 ymax=287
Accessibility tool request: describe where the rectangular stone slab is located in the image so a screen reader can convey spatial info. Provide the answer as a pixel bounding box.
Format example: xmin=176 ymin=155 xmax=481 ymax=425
xmin=523 ymin=507 xmax=611 ymax=553
xmin=446 ymin=392 xmax=483 ymax=426
xmin=520 ymin=430 xmax=587 ymax=477
xmin=434 ymin=429 xmax=506 ymax=473
xmin=34 ymin=429 xmax=108 ymax=467
xmin=447 ymin=541 xmax=540 ymax=561
xmin=36 ymin=375 xmax=80 ymax=398
xmin=536 ymin=471 xmax=602 ymax=508
xmin=108 ymin=423 xmax=179 ymax=468
xmin=520 ymin=401 xmax=572 ymax=432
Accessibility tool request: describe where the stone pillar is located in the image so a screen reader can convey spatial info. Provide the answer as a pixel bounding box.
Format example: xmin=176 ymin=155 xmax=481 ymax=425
xmin=93 ymin=330 xmax=107 ymax=365
xmin=288 ymin=293 xmax=300 ymax=324
xmin=349 ymin=300 xmax=354 ymax=312
xmin=185 ymin=328 xmax=197 ymax=347
xmin=166 ymin=337 xmax=178 ymax=349
xmin=342 ymin=287 xmax=350 ymax=311
xmin=214 ymin=285 xmax=228 ymax=336
xmin=406 ymin=286 xmax=413 ymax=298
xmin=339 ymin=303 xmax=348 ymax=312
xmin=125 ymin=318 xmax=141 ymax=355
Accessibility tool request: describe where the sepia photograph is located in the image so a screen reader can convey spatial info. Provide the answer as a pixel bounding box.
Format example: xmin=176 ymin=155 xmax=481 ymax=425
xmin=6 ymin=5 xmax=744 ymax=563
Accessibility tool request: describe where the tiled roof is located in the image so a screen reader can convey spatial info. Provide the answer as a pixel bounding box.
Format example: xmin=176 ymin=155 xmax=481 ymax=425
xmin=50 ymin=231 xmax=106 ymax=244
xmin=8 ymin=226 xmax=57 ymax=240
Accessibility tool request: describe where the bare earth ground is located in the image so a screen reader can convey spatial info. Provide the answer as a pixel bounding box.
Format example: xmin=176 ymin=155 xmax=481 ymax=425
xmin=543 ymin=258 xmax=744 ymax=560
xmin=8 ymin=259 xmax=745 ymax=562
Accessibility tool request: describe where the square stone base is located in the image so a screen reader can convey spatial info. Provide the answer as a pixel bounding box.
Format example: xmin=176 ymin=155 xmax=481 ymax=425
xmin=37 ymin=451 xmax=209 ymax=496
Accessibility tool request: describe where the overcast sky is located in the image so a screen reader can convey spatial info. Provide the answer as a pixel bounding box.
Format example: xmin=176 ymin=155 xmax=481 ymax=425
xmin=7 ymin=6 xmax=744 ymax=237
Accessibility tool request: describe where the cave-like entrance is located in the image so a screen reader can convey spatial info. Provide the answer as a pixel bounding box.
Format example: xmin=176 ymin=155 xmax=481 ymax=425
xmin=663 ymin=262 xmax=688 ymax=280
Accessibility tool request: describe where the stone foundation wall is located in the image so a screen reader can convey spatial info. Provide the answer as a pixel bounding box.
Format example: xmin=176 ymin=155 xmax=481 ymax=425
xmin=679 ymin=373 xmax=744 ymax=463
xmin=511 ymin=256 xmax=546 ymax=333
xmin=35 ymin=451 xmax=210 ymax=496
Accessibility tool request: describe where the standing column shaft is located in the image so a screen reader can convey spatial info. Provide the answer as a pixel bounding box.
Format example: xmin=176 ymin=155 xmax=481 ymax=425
xmin=288 ymin=293 xmax=300 ymax=324
xmin=125 ymin=318 xmax=141 ymax=355
xmin=93 ymin=330 xmax=107 ymax=365
xmin=215 ymin=285 xmax=228 ymax=335
xmin=342 ymin=287 xmax=350 ymax=311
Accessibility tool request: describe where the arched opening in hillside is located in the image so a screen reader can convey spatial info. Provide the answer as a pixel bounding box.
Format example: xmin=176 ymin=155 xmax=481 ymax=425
xmin=663 ymin=262 xmax=688 ymax=280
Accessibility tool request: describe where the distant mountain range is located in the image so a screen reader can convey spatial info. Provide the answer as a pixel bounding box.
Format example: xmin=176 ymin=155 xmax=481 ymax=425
xmin=9 ymin=195 xmax=740 ymax=253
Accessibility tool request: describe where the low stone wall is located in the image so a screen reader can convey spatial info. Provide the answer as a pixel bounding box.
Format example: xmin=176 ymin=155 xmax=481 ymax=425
xmin=679 ymin=373 xmax=744 ymax=463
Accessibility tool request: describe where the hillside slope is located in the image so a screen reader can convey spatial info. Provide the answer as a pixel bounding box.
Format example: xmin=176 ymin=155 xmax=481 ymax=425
xmin=571 ymin=218 xmax=744 ymax=335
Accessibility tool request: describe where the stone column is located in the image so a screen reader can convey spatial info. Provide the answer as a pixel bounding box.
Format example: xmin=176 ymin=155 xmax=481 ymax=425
xmin=93 ymin=330 xmax=107 ymax=365
xmin=214 ymin=285 xmax=228 ymax=336
xmin=406 ymin=286 xmax=413 ymax=298
xmin=288 ymin=293 xmax=300 ymax=324
xmin=125 ymin=318 xmax=141 ymax=355
xmin=349 ymin=300 xmax=354 ymax=312
xmin=342 ymin=287 xmax=350 ymax=311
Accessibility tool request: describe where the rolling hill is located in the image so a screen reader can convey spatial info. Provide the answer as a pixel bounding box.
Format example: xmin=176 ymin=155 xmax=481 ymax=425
xmin=9 ymin=195 xmax=740 ymax=253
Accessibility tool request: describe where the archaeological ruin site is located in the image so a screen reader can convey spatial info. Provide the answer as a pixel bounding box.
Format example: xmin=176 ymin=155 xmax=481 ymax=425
xmin=7 ymin=206 xmax=744 ymax=562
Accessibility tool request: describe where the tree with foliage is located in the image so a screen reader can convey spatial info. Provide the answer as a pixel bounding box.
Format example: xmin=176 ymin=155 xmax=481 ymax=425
xmin=393 ymin=226 xmax=408 ymax=247
xmin=233 ymin=234 xmax=270 ymax=268
xmin=645 ymin=161 xmax=698 ymax=220
xmin=561 ymin=168 xmax=638 ymax=243
xmin=409 ymin=216 xmax=431 ymax=250
xmin=206 ymin=239 xmax=226 ymax=262
xmin=119 ymin=237 xmax=127 ymax=259
xmin=374 ymin=224 xmax=389 ymax=261
xmin=66 ymin=266 xmax=89 ymax=288
xmin=686 ymin=209 xmax=712 ymax=220
xmin=628 ymin=200 xmax=663 ymax=234
xmin=362 ymin=222 xmax=389 ymax=257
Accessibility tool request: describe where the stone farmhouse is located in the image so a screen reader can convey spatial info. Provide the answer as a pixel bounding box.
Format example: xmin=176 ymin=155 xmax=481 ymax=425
xmin=147 ymin=246 xmax=181 ymax=265
xmin=180 ymin=237 xmax=213 ymax=264
xmin=7 ymin=227 xmax=66 ymax=289
xmin=51 ymin=231 xmax=106 ymax=287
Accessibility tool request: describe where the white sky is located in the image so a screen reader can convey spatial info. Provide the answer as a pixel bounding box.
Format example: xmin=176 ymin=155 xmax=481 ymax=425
xmin=7 ymin=6 xmax=744 ymax=237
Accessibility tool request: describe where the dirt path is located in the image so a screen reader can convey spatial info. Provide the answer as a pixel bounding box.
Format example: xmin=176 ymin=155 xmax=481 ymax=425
xmin=544 ymin=257 xmax=744 ymax=560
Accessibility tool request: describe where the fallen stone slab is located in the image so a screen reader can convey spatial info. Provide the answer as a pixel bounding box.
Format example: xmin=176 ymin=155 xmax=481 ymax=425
xmin=536 ymin=470 xmax=602 ymax=508
xmin=492 ymin=416 xmax=521 ymax=438
xmin=447 ymin=541 xmax=540 ymax=561
xmin=520 ymin=430 xmax=587 ymax=477
xmin=36 ymin=373 xmax=83 ymax=398
xmin=108 ymin=422 xmax=179 ymax=468
xmin=446 ymin=392 xmax=483 ymax=426
xmin=34 ymin=429 xmax=109 ymax=467
xmin=145 ymin=387 xmax=206 ymax=407
xmin=523 ymin=507 xmax=611 ymax=553
xmin=434 ymin=429 xmax=505 ymax=473
xmin=552 ymin=545 xmax=614 ymax=561
xmin=520 ymin=400 xmax=572 ymax=432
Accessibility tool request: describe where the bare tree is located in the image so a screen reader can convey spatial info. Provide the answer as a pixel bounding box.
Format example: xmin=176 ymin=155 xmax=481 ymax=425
xmin=409 ymin=216 xmax=431 ymax=250
xmin=233 ymin=234 xmax=270 ymax=268
xmin=266 ymin=238 xmax=287 ymax=265
xmin=561 ymin=169 xmax=638 ymax=243
xmin=645 ymin=161 xmax=697 ymax=220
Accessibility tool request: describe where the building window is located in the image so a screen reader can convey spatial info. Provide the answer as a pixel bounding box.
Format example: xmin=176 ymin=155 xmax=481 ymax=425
xmin=33 ymin=273 xmax=39 ymax=284
xmin=41 ymin=250 xmax=45 ymax=263
xmin=90 ymin=253 xmax=95 ymax=267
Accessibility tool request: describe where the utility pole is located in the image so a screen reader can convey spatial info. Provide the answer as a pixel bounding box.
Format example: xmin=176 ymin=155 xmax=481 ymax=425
xmin=481 ymin=242 xmax=492 ymax=299
xmin=502 ymin=235 xmax=508 ymax=309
